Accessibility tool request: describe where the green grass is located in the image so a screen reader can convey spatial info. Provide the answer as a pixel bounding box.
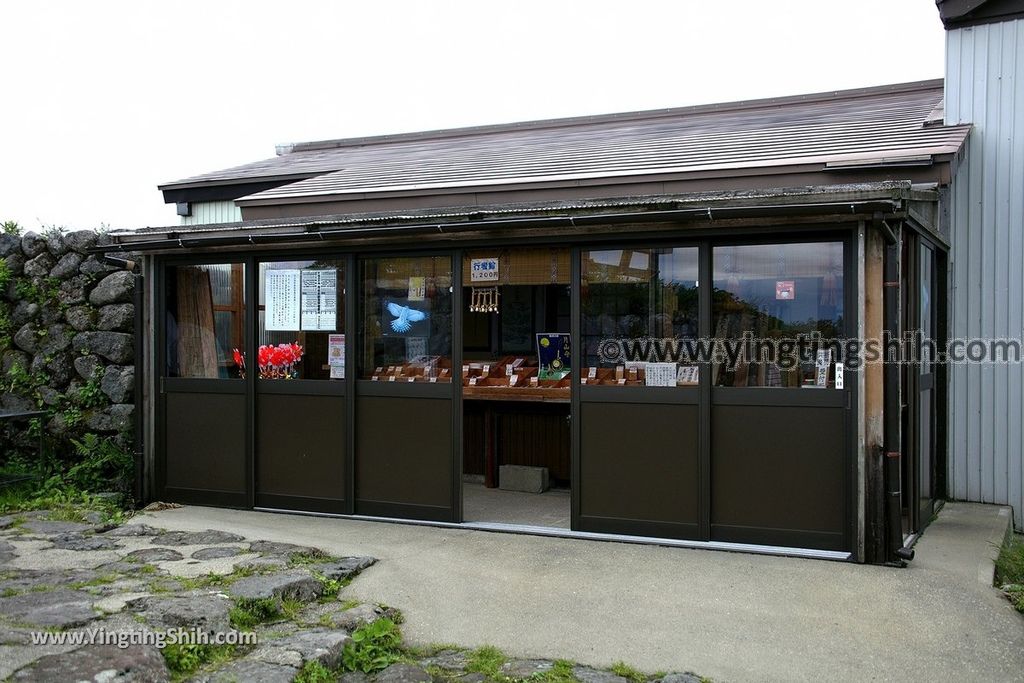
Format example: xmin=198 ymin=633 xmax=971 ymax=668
xmin=228 ymin=597 xmax=280 ymax=631
xmin=540 ymin=659 xmax=579 ymax=683
xmin=177 ymin=566 xmax=254 ymax=591
xmin=465 ymin=645 xmax=507 ymax=678
xmin=0 ymin=485 xmax=125 ymax=524
xmin=295 ymin=659 xmax=335 ymax=683
xmin=995 ymin=532 xmax=1024 ymax=612
xmin=161 ymin=642 xmax=236 ymax=680
xmin=69 ymin=574 xmax=118 ymax=589
xmin=610 ymin=662 xmax=645 ymax=683
xmin=0 ymin=483 xmax=35 ymax=511
xmin=288 ymin=549 xmax=333 ymax=566
xmin=280 ymin=597 xmax=304 ymax=621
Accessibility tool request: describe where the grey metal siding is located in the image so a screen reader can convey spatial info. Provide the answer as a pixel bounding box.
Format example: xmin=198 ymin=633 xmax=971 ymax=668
xmin=946 ymin=18 xmax=1024 ymax=528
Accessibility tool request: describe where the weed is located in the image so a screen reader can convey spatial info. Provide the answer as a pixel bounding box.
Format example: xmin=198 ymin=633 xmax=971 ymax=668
xmin=377 ymin=603 xmax=404 ymax=624
xmin=1 ymin=587 xmax=19 ymax=597
xmin=161 ymin=642 xmax=235 ymax=679
xmin=295 ymin=659 xmax=336 ymax=683
xmin=342 ymin=617 xmax=403 ymax=674
xmin=289 ymin=549 xmax=332 ymax=566
xmin=541 ymin=660 xmax=579 ymax=683
xmin=229 ymin=597 xmax=280 ymax=630
xmin=180 ymin=566 xmax=253 ymax=591
xmin=995 ymin=533 xmax=1024 ymax=613
xmin=404 ymin=642 xmax=461 ymax=659
xmin=313 ymin=572 xmax=344 ymax=599
xmin=610 ymin=662 xmax=645 ymax=683
xmin=465 ymin=645 xmax=507 ymax=678
xmin=280 ymin=597 xmax=304 ymax=622
xmin=69 ymin=574 xmax=118 ymax=589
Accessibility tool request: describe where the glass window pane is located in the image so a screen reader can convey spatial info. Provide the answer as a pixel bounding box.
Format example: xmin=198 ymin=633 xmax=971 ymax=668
xmin=165 ymin=263 xmax=245 ymax=379
xmin=920 ymin=244 xmax=933 ymax=373
xmin=712 ymin=242 xmax=844 ymax=388
xmin=255 ymin=259 xmax=346 ymax=381
xmin=360 ymin=256 xmax=453 ymax=381
xmin=581 ymin=247 xmax=699 ymax=386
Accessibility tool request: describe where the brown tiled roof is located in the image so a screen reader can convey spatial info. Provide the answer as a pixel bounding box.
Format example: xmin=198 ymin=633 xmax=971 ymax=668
xmin=159 ymin=80 xmax=968 ymax=204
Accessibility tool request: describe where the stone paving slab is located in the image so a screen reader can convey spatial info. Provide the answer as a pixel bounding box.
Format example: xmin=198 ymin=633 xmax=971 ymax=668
xmin=10 ymin=643 xmax=169 ymax=682
xmin=0 ymin=507 xmax=712 ymax=683
xmin=0 ymin=509 xmax=387 ymax=681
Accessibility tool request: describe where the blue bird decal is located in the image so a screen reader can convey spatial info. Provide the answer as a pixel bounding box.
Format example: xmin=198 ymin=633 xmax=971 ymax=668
xmin=386 ymin=302 xmax=428 ymax=333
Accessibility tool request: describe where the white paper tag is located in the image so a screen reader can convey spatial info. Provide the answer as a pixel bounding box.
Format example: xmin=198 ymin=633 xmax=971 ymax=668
xmin=509 ymin=375 xmax=518 ymax=386
xmin=588 ymin=367 xmax=597 ymax=379
xmin=429 ymin=377 xmax=437 ymax=383
xmin=408 ymin=377 xmax=416 ymax=383
xmin=483 ymin=365 xmax=490 ymax=375
xmin=469 ymin=377 xmax=478 ymax=386
xmin=388 ymin=376 xmax=396 ymax=382
xmin=834 ymin=364 xmax=844 ymax=389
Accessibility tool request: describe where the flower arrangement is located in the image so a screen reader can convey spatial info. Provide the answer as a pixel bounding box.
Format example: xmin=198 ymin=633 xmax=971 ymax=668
xmin=232 ymin=342 xmax=304 ymax=379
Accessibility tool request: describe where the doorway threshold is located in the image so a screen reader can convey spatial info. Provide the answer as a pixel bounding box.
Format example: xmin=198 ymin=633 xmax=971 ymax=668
xmin=254 ymin=507 xmax=853 ymax=562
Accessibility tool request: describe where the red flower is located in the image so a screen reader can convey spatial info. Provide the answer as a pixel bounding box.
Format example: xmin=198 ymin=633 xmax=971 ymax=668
xmin=255 ymin=341 xmax=304 ymax=379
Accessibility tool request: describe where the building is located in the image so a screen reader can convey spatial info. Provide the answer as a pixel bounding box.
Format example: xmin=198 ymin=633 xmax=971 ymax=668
xmin=97 ymin=72 xmax=986 ymax=565
xmin=938 ymin=0 xmax=1024 ymax=536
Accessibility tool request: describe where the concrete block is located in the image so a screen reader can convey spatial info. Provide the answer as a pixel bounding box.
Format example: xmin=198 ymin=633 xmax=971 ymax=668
xmin=498 ymin=465 xmax=549 ymax=493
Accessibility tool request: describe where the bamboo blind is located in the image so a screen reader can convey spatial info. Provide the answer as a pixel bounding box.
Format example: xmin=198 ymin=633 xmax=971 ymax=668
xmin=175 ymin=266 xmax=220 ymax=378
xmin=462 ymin=248 xmax=570 ymax=286
xmin=370 ymin=257 xmax=452 ymax=289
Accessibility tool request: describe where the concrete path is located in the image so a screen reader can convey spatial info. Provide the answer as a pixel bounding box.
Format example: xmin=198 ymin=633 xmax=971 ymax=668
xmin=142 ymin=503 xmax=1024 ymax=683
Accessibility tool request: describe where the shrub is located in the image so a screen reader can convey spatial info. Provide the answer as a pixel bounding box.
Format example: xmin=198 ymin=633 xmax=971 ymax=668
xmin=65 ymin=433 xmax=133 ymax=493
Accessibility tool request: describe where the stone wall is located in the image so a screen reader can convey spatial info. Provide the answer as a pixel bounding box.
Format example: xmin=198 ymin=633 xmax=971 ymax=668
xmin=0 ymin=228 xmax=135 ymax=459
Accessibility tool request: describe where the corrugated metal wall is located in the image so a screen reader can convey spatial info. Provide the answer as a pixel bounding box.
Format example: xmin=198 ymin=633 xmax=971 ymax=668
xmin=945 ymin=18 xmax=1024 ymax=529
xmin=180 ymin=200 xmax=242 ymax=226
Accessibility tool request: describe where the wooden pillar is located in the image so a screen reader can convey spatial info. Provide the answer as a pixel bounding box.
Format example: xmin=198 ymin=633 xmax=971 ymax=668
xmin=864 ymin=227 xmax=886 ymax=563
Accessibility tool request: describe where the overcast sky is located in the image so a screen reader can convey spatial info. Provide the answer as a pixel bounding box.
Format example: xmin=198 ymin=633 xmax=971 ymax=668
xmin=0 ymin=1 xmax=946 ymax=232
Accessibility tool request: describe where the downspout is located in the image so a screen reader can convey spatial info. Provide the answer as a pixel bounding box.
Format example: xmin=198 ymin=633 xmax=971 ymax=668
xmin=877 ymin=214 xmax=914 ymax=565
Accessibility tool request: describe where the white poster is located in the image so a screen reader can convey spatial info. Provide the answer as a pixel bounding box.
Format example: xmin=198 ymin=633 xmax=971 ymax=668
xmin=645 ymin=362 xmax=677 ymax=387
xmin=470 ymin=257 xmax=499 ymax=282
xmin=300 ymin=269 xmax=338 ymax=331
xmin=328 ymin=334 xmax=345 ymax=375
xmin=406 ymin=336 xmax=427 ymax=362
xmin=265 ymin=269 xmax=301 ymax=331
